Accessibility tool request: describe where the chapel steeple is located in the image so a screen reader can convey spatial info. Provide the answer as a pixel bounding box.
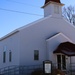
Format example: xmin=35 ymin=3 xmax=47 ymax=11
xmin=42 ymin=0 xmax=64 ymax=17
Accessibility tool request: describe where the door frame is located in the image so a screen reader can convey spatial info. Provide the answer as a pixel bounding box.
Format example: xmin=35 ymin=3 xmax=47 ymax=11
xmin=56 ymin=53 xmax=67 ymax=71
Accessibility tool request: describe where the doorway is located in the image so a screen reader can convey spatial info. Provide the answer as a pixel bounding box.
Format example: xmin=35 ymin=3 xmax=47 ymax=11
xmin=57 ymin=55 xmax=66 ymax=70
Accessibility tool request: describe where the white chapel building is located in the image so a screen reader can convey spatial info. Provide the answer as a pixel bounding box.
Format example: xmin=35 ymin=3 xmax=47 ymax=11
xmin=0 ymin=0 xmax=75 ymax=72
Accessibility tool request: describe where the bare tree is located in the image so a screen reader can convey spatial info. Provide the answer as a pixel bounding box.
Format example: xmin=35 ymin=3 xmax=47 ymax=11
xmin=63 ymin=6 xmax=75 ymax=25
xmin=72 ymin=14 xmax=75 ymax=25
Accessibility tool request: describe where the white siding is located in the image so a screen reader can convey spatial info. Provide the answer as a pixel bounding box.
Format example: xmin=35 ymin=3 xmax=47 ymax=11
xmin=19 ymin=16 xmax=75 ymax=66
xmin=0 ymin=13 xmax=75 ymax=68
xmin=0 ymin=32 xmax=20 ymax=68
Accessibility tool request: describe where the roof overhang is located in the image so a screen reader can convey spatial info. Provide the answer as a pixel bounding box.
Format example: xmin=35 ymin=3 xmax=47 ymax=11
xmin=0 ymin=30 xmax=19 ymax=41
xmin=53 ymin=42 xmax=75 ymax=56
xmin=42 ymin=1 xmax=64 ymax=8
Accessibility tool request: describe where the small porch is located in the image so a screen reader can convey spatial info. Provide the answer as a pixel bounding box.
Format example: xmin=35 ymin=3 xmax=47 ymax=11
xmin=52 ymin=63 xmax=75 ymax=75
xmin=53 ymin=42 xmax=75 ymax=75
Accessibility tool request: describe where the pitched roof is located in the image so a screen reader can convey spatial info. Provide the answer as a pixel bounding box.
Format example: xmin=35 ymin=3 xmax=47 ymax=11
xmin=45 ymin=0 xmax=61 ymax=4
xmin=0 ymin=30 xmax=19 ymax=41
xmin=53 ymin=42 xmax=75 ymax=56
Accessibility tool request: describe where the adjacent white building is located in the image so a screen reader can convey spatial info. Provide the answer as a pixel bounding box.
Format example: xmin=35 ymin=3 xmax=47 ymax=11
xmin=0 ymin=0 xmax=75 ymax=72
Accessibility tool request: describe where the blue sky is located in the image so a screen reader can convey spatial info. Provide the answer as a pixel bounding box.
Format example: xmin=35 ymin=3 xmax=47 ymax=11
xmin=0 ymin=0 xmax=75 ymax=37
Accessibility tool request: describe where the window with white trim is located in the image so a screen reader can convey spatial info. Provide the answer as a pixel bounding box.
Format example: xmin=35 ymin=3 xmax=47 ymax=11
xmin=34 ymin=50 xmax=39 ymax=60
xmin=3 ymin=46 xmax=7 ymax=63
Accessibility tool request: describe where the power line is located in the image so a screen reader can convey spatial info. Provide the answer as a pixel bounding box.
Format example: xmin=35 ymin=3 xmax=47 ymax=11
xmin=6 ymin=0 xmax=41 ymax=8
xmin=0 ymin=7 xmax=43 ymax=16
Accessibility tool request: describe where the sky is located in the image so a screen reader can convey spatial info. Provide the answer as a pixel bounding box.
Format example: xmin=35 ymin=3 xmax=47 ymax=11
xmin=0 ymin=0 xmax=75 ymax=38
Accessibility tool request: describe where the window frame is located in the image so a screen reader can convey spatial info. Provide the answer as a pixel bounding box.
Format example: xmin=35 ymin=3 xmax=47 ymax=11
xmin=3 ymin=51 xmax=6 ymax=63
xmin=34 ymin=50 xmax=39 ymax=60
xmin=9 ymin=50 xmax=12 ymax=62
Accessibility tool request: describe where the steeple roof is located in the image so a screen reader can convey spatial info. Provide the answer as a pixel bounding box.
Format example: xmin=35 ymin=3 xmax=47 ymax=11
xmin=45 ymin=0 xmax=61 ymax=4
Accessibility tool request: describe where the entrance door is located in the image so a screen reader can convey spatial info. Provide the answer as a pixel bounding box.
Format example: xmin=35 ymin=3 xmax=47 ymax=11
xmin=57 ymin=55 xmax=66 ymax=70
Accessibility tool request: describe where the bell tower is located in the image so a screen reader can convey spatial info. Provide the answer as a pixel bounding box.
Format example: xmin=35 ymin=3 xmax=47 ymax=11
xmin=42 ymin=0 xmax=64 ymax=17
